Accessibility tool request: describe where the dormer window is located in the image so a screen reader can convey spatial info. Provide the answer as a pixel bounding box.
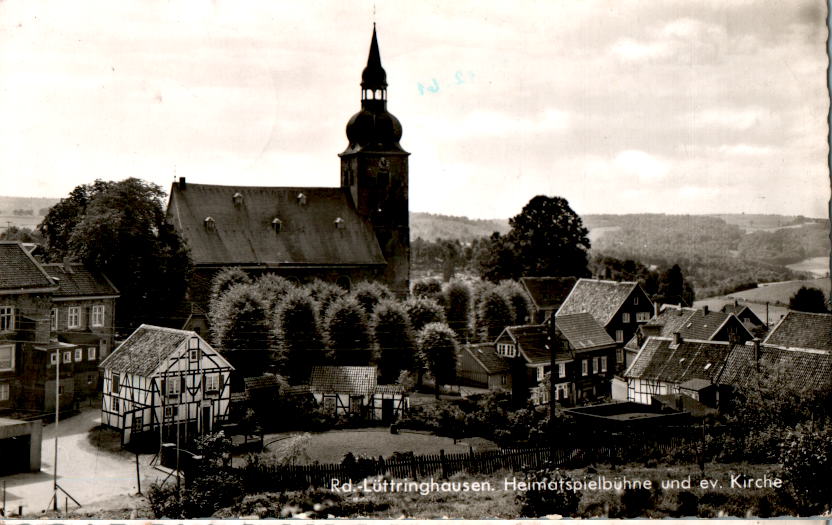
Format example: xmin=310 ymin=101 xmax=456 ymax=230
xmin=272 ymin=217 xmax=283 ymax=233
xmin=204 ymin=217 xmax=216 ymax=231
xmin=297 ymin=193 xmax=307 ymax=206
xmin=232 ymin=192 xmax=243 ymax=207
xmin=334 ymin=217 xmax=345 ymax=229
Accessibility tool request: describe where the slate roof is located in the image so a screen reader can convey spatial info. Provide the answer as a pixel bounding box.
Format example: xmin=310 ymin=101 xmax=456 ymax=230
xmin=505 ymin=325 xmax=549 ymax=364
xmin=762 ymin=311 xmax=832 ymax=352
xmin=99 ymin=325 xmax=225 ymax=377
xmin=556 ymin=278 xmax=639 ymax=327
xmin=244 ymin=375 xmax=280 ymax=392
xmin=553 ymin=312 xmax=616 ymax=351
xmin=465 ymin=344 xmax=510 ymax=374
xmin=0 ymin=242 xmax=57 ymax=292
xmin=520 ymin=276 xmax=577 ymax=310
xmin=309 ymin=366 xmax=378 ymax=395
xmin=624 ymin=306 xmax=750 ymax=351
xmin=167 ymin=183 xmax=386 ymax=267
xmin=718 ymin=343 xmax=832 ymax=391
xmin=721 ymin=302 xmax=765 ymax=326
xmin=624 ymin=337 xmax=737 ymax=385
xmin=40 ymin=263 xmax=119 ymax=298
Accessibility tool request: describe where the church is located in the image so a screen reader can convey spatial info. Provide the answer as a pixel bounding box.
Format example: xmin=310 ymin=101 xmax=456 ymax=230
xmin=166 ymin=28 xmax=410 ymax=304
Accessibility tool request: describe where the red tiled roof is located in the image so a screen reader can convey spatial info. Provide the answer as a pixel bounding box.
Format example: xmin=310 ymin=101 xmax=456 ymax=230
xmin=556 ymin=279 xmax=640 ymax=326
xmin=167 ymin=183 xmax=385 ymax=267
xmin=0 ymin=242 xmax=57 ymax=292
xmin=520 ymin=276 xmax=577 ymax=310
xmin=762 ymin=311 xmax=832 ymax=352
xmin=553 ymin=312 xmax=615 ymax=351
xmin=309 ymin=366 xmax=377 ymax=395
xmin=40 ymin=263 xmax=119 ymax=298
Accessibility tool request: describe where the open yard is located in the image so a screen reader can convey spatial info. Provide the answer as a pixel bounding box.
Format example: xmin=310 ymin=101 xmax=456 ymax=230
xmin=260 ymin=428 xmax=493 ymax=465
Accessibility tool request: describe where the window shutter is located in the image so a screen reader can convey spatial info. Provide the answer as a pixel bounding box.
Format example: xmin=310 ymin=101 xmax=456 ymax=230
xmin=180 ymin=376 xmax=186 ymax=394
xmin=161 ymin=379 xmax=166 ymax=396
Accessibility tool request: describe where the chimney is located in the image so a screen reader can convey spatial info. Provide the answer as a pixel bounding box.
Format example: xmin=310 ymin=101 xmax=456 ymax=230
xmin=636 ymin=328 xmax=644 ymax=347
xmin=178 ymin=176 xmax=186 ymax=190
xmin=653 ymin=302 xmax=658 ymax=318
xmin=733 ymin=298 xmax=739 ymax=308
xmin=703 ymin=305 xmax=709 ymax=315
xmin=752 ymin=338 xmax=761 ymax=362
xmin=672 ymin=332 xmax=682 ymax=346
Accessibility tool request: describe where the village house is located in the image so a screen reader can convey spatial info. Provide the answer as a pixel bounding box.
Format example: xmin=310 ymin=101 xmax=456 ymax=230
xmin=549 ymin=313 xmax=618 ymax=404
xmin=99 ymin=325 xmax=234 ymax=447
xmin=166 ymin=28 xmax=410 ymax=306
xmin=519 ymin=276 xmax=577 ymax=324
xmin=457 ymin=343 xmax=511 ymax=391
xmin=493 ymin=324 xmax=549 ymax=403
xmin=720 ymin=299 xmax=767 ymax=335
xmin=307 ymin=365 xmax=407 ymax=423
xmin=556 ymin=278 xmax=654 ymax=371
xmin=41 ymin=262 xmax=119 ymax=401
xmin=761 ymin=310 xmax=832 ymax=353
xmin=623 ymin=305 xmax=753 ymax=369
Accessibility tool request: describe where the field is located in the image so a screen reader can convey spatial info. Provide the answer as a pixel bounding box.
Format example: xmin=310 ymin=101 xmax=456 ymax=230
xmin=261 ymin=428 xmax=492 ymax=465
xmin=727 ymin=277 xmax=829 ymax=305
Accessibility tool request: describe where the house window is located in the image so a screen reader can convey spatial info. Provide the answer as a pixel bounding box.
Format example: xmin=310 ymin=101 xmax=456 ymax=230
xmin=323 ymin=396 xmax=336 ymax=413
xmin=349 ymin=396 xmax=363 ymax=414
xmin=622 ymin=312 xmax=630 ymax=323
xmin=51 ymin=308 xmax=58 ymax=330
xmin=501 ymin=374 xmax=507 ymax=385
xmin=601 ymin=356 xmax=608 ymax=373
xmin=166 ymin=376 xmax=181 ymax=396
xmin=617 ymin=348 xmax=624 ymax=363
xmin=164 ymin=406 xmax=178 ymax=418
xmin=112 ymin=373 xmax=120 ymax=393
xmin=536 ymin=366 xmax=545 ymax=382
xmin=636 ymin=311 xmax=650 ymax=322
xmin=88 ymin=347 xmax=96 ymax=360
xmin=0 ymin=306 xmax=14 ymax=332
xmin=593 ymin=357 xmax=599 ymax=373
xmin=50 ymin=352 xmax=58 ymax=365
xmin=634 ymin=296 xmax=639 ymax=305
xmin=133 ymin=415 xmax=143 ymax=431
xmin=189 ymin=349 xmax=200 ymax=362
xmin=87 ymin=374 xmax=94 ymax=385
xmin=615 ymin=330 xmax=624 ymax=343
xmin=0 ymin=345 xmax=14 ymax=372
xmin=0 ymin=381 xmax=9 ymax=401
xmin=68 ymin=307 xmax=80 ymax=329
xmin=581 ymin=360 xmax=588 ymax=376
xmin=558 ymin=362 xmax=566 ymax=378
xmin=63 ymin=351 xmax=71 ymax=363
xmin=74 ymin=348 xmax=82 ymax=362
xmin=113 ymin=398 xmax=119 ymax=412
xmin=205 ymin=373 xmax=220 ymax=394
xmin=91 ymin=305 xmax=105 ymax=327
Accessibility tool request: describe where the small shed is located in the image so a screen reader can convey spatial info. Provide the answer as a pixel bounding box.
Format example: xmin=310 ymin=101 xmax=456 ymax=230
xmin=0 ymin=417 xmax=42 ymax=475
xmin=309 ymin=366 xmax=408 ymax=423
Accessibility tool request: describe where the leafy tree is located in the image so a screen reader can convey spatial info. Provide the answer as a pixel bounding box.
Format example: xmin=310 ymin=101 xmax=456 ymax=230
xmin=476 ymin=232 xmax=522 ymax=282
xmin=371 ymin=300 xmax=416 ymax=383
xmin=497 ymin=195 xmax=591 ymax=279
xmin=307 ymin=279 xmax=346 ymax=319
xmin=477 ymin=289 xmax=514 ymax=342
xmin=40 ymin=178 xmax=191 ymax=331
xmin=0 ymin=226 xmax=42 ymax=243
xmin=656 ymin=264 xmax=695 ymax=306
xmin=412 ymin=278 xmax=443 ymax=299
xmin=256 ymin=273 xmax=296 ymax=317
xmin=788 ymin=286 xmax=829 ymax=313
xmin=275 ymin=288 xmax=325 ymax=383
xmin=351 ymin=281 xmax=392 ymax=316
xmin=417 ymin=322 xmax=458 ymax=398
xmin=324 ymin=296 xmax=372 ymax=365
xmin=403 ymin=297 xmax=446 ymax=332
xmin=209 ymin=267 xmax=252 ymax=319
xmin=781 ymin=423 xmax=832 ymax=514
xmin=442 ymin=279 xmax=472 ymax=342
xmin=210 ymin=283 xmax=272 ymax=376
xmin=498 ymin=280 xmax=532 ymax=325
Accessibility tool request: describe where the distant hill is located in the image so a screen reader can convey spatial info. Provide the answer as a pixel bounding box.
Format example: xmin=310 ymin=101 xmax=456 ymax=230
xmin=0 ymin=196 xmax=60 ymax=231
xmin=410 ymin=212 xmax=509 ymax=242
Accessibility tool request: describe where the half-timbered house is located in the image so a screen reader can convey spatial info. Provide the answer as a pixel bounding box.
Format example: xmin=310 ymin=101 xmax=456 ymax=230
xmin=309 ymin=366 xmax=407 ymax=423
xmin=99 ymin=325 xmax=234 ymax=446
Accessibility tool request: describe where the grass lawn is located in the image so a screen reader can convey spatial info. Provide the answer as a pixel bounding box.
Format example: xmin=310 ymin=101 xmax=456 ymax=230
xmin=262 ymin=428 xmax=491 ymax=464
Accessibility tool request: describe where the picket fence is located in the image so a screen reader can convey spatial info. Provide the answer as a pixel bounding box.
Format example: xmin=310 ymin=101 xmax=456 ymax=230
xmin=237 ymin=435 xmax=693 ymax=492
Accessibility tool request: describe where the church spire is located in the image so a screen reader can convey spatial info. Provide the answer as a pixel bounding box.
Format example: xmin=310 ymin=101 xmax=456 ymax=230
xmin=361 ymin=25 xmax=387 ymax=102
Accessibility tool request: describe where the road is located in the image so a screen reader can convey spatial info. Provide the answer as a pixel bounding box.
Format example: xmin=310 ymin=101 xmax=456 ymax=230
xmin=0 ymin=407 xmax=162 ymax=516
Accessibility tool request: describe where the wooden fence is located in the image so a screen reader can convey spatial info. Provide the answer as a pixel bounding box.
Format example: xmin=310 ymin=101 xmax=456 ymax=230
xmin=237 ymin=435 xmax=693 ymax=492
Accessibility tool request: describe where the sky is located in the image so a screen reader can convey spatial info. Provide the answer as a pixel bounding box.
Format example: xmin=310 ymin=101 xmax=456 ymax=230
xmin=0 ymin=1 xmax=828 ymax=219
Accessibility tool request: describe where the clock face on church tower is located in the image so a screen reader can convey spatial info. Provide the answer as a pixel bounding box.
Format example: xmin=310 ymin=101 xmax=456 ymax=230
xmin=378 ymin=157 xmax=390 ymax=170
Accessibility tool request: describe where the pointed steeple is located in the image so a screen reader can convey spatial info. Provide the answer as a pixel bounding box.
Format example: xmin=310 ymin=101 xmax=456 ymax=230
xmin=361 ymin=25 xmax=387 ymax=90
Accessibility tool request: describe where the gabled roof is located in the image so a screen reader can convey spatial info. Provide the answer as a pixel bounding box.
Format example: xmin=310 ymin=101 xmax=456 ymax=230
xmin=40 ymin=263 xmax=119 ymax=298
xmin=718 ymin=343 xmax=832 ymax=391
xmin=553 ymin=312 xmax=616 ymax=351
xmin=624 ymin=306 xmax=751 ymax=351
xmin=520 ymin=276 xmax=577 ymax=311
xmin=167 ymin=183 xmax=386 ymax=267
xmin=465 ymin=344 xmax=510 ymax=374
xmin=99 ymin=324 xmax=231 ymax=377
xmin=556 ymin=278 xmax=641 ymax=326
xmin=0 ymin=242 xmax=58 ymax=292
xmin=762 ymin=311 xmax=832 ymax=352
xmin=624 ymin=336 xmax=737 ymax=385
xmin=721 ymin=302 xmax=765 ymax=326
xmin=503 ymin=324 xmax=549 ymax=365
xmin=309 ymin=366 xmax=377 ymax=395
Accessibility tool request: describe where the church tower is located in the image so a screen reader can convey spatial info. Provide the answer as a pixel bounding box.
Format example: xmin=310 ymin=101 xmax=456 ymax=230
xmin=340 ymin=26 xmax=410 ymax=296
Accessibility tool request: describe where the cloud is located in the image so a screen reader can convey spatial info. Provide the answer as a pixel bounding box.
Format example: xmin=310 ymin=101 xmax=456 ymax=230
xmin=614 ymin=150 xmax=670 ymax=181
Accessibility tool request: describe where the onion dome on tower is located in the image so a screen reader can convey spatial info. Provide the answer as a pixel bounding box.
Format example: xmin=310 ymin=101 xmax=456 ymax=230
xmin=342 ymin=26 xmax=406 ymax=155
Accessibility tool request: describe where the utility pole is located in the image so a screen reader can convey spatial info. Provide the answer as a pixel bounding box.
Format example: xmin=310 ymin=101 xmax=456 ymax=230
xmin=53 ymin=349 xmax=59 ymax=512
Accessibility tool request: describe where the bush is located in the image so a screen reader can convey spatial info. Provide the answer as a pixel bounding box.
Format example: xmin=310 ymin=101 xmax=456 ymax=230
xmin=516 ymin=465 xmax=581 ymax=518
xmin=147 ymin=469 xmax=245 ymax=518
xmin=781 ymin=423 xmax=832 ymax=514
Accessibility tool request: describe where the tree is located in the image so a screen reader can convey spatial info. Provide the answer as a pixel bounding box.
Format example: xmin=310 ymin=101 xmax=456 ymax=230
xmin=417 ymin=323 xmax=458 ymax=398
xmin=40 ymin=178 xmax=192 ymax=331
xmin=403 ymin=297 xmax=446 ymax=332
xmin=789 ymin=286 xmax=829 ymax=313
xmin=255 ymin=273 xmax=296 ymax=317
xmin=412 ymin=278 xmax=443 ymax=300
xmin=371 ymin=300 xmax=416 ymax=383
xmin=307 ymin=279 xmax=346 ymax=319
xmin=505 ymin=195 xmax=591 ymax=279
xmin=656 ymin=264 xmax=696 ymax=306
xmin=0 ymin=226 xmax=42 ymax=243
xmin=781 ymin=423 xmax=832 ymax=514
xmin=209 ymin=267 xmax=251 ymax=308
xmin=210 ymin=283 xmax=272 ymax=376
xmin=324 ymin=296 xmax=372 ymax=365
xmin=477 ymin=289 xmax=514 ymax=342
xmin=476 ymin=232 xmax=522 ymax=282
xmin=443 ymin=279 xmax=472 ymax=342
xmin=274 ymin=288 xmax=325 ymax=383
xmin=351 ymin=281 xmax=392 ymax=316
xmin=498 ymin=280 xmax=532 ymax=325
